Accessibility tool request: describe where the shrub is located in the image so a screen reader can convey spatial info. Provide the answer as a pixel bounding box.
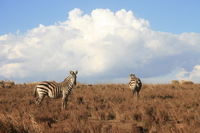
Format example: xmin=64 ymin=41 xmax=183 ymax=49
xmin=171 ymin=80 xmax=179 ymax=84
xmin=180 ymin=80 xmax=194 ymax=85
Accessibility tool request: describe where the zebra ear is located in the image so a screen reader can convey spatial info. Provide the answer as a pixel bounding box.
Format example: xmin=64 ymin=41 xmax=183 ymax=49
xmin=70 ymin=71 xmax=73 ymax=74
xmin=130 ymin=74 xmax=135 ymax=77
xmin=75 ymin=70 xmax=78 ymax=74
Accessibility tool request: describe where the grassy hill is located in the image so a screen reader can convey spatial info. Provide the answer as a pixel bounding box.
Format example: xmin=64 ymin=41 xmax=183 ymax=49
xmin=0 ymin=83 xmax=200 ymax=133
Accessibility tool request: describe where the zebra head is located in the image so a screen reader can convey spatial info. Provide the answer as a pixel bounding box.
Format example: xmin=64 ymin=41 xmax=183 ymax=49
xmin=69 ymin=70 xmax=78 ymax=85
xmin=129 ymin=74 xmax=136 ymax=79
xmin=129 ymin=74 xmax=137 ymax=83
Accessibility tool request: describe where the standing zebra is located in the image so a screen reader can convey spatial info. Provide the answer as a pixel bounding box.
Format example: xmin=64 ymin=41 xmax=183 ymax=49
xmin=34 ymin=70 xmax=78 ymax=109
xmin=128 ymin=74 xmax=142 ymax=100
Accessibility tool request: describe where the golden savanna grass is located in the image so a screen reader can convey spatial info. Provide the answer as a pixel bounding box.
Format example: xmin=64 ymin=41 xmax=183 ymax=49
xmin=0 ymin=83 xmax=200 ymax=133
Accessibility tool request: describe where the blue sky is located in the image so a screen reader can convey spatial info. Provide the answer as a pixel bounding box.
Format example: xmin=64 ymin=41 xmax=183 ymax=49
xmin=1 ymin=0 xmax=200 ymax=35
xmin=0 ymin=0 xmax=200 ymax=84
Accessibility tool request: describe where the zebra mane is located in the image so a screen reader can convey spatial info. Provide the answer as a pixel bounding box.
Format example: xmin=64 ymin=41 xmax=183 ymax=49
xmin=63 ymin=75 xmax=71 ymax=82
xmin=59 ymin=76 xmax=71 ymax=88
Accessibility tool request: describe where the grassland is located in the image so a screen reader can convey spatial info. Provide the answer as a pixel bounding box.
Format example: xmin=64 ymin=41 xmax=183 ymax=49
xmin=0 ymin=83 xmax=200 ymax=133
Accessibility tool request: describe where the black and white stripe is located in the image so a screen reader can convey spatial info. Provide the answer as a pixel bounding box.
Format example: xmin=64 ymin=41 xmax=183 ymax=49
xmin=34 ymin=70 xmax=78 ymax=109
xmin=128 ymin=74 xmax=142 ymax=100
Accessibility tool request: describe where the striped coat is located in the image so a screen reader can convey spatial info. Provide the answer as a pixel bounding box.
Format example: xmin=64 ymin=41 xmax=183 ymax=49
xmin=34 ymin=70 xmax=78 ymax=109
xmin=129 ymin=74 xmax=142 ymax=100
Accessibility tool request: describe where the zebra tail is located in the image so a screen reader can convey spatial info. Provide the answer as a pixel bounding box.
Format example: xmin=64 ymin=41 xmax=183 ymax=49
xmin=34 ymin=86 xmax=37 ymax=97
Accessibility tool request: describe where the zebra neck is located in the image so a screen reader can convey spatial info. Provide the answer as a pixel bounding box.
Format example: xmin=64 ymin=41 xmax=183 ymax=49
xmin=61 ymin=80 xmax=69 ymax=88
xmin=69 ymin=83 xmax=74 ymax=88
xmin=62 ymin=79 xmax=74 ymax=88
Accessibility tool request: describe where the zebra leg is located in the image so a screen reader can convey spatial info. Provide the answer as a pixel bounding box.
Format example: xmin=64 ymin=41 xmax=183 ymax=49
xmin=136 ymin=91 xmax=140 ymax=100
xmin=132 ymin=89 xmax=134 ymax=96
xmin=62 ymin=94 xmax=68 ymax=109
xmin=132 ymin=89 xmax=136 ymax=99
xmin=35 ymin=94 xmax=46 ymax=106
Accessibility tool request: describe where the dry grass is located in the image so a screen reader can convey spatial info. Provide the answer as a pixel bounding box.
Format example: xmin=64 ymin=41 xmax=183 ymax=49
xmin=0 ymin=83 xmax=200 ymax=133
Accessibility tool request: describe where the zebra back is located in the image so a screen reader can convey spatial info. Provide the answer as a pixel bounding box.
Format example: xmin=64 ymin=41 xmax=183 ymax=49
xmin=129 ymin=74 xmax=142 ymax=90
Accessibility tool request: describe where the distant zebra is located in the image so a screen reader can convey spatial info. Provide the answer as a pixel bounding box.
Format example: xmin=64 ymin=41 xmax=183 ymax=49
xmin=34 ymin=70 xmax=78 ymax=109
xmin=128 ymin=74 xmax=142 ymax=100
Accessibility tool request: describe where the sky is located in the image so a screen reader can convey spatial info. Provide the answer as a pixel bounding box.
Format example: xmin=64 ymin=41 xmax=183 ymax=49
xmin=0 ymin=0 xmax=200 ymax=84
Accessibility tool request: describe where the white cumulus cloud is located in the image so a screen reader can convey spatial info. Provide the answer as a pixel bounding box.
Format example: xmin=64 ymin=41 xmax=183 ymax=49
xmin=176 ymin=65 xmax=200 ymax=83
xmin=0 ymin=8 xmax=200 ymax=83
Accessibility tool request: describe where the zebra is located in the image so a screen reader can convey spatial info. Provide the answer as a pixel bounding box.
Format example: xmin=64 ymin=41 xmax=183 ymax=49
xmin=34 ymin=70 xmax=78 ymax=109
xmin=128 ymin=74 xmax=142 ymax=100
